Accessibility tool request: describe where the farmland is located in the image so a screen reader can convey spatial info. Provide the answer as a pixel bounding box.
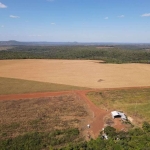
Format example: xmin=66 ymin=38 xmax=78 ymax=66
xmin=1 ymin=88 xmax=150 ymax=149
xmin=0 ymin=59 xmax=150 ymax=89
xmin=0 ymin=45 xmax=150 ymax=149
xmin=0 ymin=77 xmax=87 ymax=95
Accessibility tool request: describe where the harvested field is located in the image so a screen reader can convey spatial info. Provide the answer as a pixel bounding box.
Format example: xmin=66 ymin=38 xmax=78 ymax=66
xmin=0 ymin=59 xmax=150 ymax=88
xmin=0 ymin=94 xmax=90 ymax=140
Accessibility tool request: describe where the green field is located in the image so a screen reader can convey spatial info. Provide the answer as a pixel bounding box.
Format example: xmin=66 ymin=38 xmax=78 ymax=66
xmin=0 ymin=77 xmax=88 ymax=95
xmin=87 ymin=88 xmax=150 ymax=124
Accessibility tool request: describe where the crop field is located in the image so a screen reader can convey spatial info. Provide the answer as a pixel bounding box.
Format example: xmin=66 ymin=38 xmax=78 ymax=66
xmin=87 ymin=88 xmax=150 ymax=125
xmin=0 ymin=94 xmax=91 ymax=149
xmin=0 ymin=59 xmax=150 ymax=89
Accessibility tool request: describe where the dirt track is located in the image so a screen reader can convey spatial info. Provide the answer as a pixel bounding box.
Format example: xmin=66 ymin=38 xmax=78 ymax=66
xmin=0 ymin=59 xmax=150 ymax=88
xmin=0 ymin=90 xmax=108 ymax=138
xmin=0 ymin=89 xmax=129 ymax=139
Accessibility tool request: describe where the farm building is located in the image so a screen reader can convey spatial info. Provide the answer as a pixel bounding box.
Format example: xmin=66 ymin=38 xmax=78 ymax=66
xmin=111 ymin=111 xmax=127 ymax=120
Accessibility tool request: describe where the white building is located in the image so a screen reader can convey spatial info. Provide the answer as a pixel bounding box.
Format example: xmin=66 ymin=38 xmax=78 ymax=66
xmin=111 ymin=111 xmax=127 ymax=120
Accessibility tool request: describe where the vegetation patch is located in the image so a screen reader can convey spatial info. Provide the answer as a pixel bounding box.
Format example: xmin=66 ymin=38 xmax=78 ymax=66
xmin=0 ymin=77 xmax=88 ymax=95
xmin=59 ymin=122 xmax=150 ymax=150
xmin=0 ymin=128 xmax=81 ymax=150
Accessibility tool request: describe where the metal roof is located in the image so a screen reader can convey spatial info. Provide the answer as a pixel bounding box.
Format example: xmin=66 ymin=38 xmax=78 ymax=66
xmin=111 ymin=111 xmax=127 ymax=120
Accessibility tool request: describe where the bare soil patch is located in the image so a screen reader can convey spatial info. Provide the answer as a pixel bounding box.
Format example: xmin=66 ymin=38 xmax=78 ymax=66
xmin=0 ymin=59 xmax=150 ymax=88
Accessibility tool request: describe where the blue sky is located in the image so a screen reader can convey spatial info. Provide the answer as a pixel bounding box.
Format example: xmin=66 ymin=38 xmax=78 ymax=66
xmin=0 ymin=0 xmax=150 ymax=42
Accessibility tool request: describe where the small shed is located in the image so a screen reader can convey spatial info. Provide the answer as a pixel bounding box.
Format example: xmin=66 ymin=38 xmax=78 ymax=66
xmin=111 ymin=111 xmax=127 ymax=120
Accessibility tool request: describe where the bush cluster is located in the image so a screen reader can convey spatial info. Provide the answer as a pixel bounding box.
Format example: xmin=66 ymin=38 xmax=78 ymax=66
xmin=1 ymin=122 xmax=150 ymax=150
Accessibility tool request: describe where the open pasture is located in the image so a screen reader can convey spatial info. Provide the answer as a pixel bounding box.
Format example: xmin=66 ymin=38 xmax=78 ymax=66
xmin=0 ymin=59 xmax=150 ymax=89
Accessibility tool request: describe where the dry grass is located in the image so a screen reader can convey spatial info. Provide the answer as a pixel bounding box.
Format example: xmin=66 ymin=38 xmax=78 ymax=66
xmin=0 ymin=77 xmax=87 ymax=95
xmin=87 ymin=88 xmax=150 ymax=125
xmin=0 ymin=94 xmax=89 ymax=140
xmin=0 ymin=59 xmax=150 ymax=88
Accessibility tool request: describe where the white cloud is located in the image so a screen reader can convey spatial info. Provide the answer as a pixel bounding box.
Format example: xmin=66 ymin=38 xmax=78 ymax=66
xmin=141 ymin=13 xmax=150 ymax=17
xmin=0 ymin=2 xmax=7 ymax=8
xmin=51 ymin=22 xmax=56 ymax=25
xmin=10 ymin=15 xmax=20 ymax=18
xmin=118 ymin=15 xmax=125 ymax=18
xmin=104 ymin=17 xmax=108 ymax=20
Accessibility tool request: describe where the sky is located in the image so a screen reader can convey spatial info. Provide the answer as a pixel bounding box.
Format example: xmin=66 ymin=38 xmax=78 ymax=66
xmin=0 ymin=0 xmax=150 ymax=43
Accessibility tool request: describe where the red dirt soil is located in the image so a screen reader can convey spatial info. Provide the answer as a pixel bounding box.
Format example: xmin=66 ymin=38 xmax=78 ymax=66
xmin=1 ymin=87 xmax=149 ymax=139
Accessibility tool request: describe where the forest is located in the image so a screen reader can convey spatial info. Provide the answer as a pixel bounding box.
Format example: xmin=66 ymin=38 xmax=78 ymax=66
xmin=0 ymin=45 xmax=150 ymax=63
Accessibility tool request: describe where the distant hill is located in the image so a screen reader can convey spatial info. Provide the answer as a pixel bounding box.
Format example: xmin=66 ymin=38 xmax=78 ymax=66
xmin=0 ymin=40 xmax=21 ymax=46
xmin=0 ymin=40 xmax=86 ymax=46
xmin=0 ymin=40 xmax=150 ymax=47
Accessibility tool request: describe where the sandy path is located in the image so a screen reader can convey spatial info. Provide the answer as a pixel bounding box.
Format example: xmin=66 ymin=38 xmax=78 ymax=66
xmin=0 ymin=59 xmax=150 ymax=88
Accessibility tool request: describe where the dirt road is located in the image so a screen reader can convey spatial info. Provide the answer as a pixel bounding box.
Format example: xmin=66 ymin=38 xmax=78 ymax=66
xmin=0 ymin=88 xmax=133 ymax=138
xmin=0 ymin=90 xmax=110 ymax=138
